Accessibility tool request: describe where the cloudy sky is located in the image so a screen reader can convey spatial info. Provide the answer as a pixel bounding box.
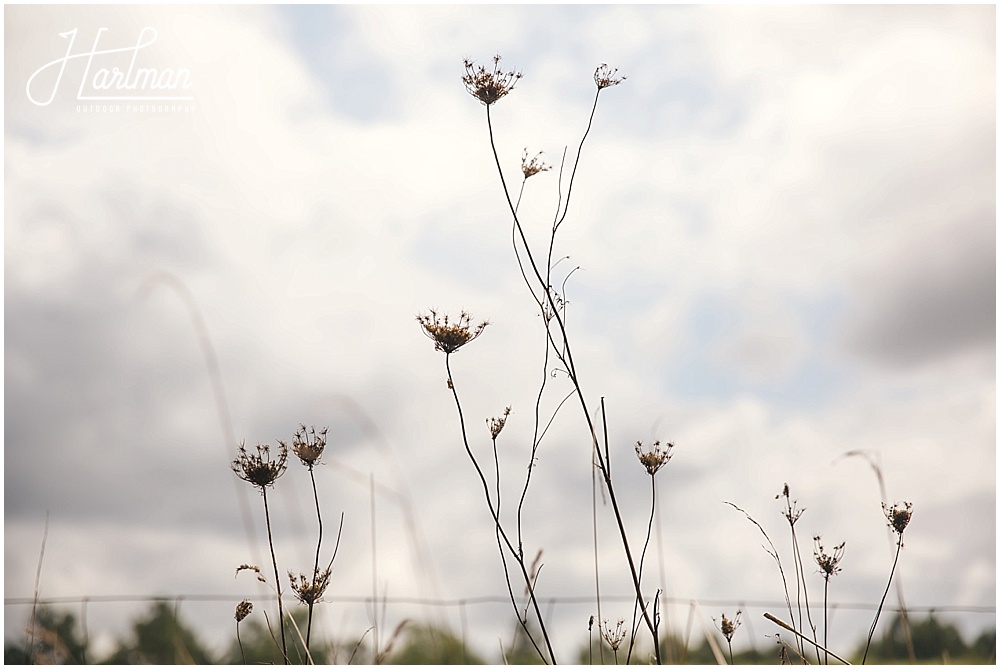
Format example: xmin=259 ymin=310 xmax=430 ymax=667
xmin=5 ymin=4 xmax=995 ymax=662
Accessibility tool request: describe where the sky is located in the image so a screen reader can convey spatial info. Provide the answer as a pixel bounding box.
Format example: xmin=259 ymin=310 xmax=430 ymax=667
xmin=4 ymin=4 xmax=996 ymax=663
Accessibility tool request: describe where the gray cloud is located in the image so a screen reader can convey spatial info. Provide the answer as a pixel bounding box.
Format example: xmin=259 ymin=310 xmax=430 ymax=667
xmin=843 ymin=211 xmax=996 ymax=368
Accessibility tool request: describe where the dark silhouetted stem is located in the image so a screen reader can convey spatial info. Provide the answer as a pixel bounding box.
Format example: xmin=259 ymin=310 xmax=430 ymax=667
xmin=863 ymin=537 xmax=903 ymax=664
xmin=306 ymin=466 xmax=322 ymax=650
xmin=261 ymin=489 xmax=287 ymax=663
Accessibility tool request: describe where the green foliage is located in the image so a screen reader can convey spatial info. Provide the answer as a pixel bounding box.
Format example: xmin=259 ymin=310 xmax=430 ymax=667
xmin=4 ymin=607 xmax=88 ymax=664
xmin=222 ymin=607 xmax=333 ymax=664
xmin=387 ymin=623 xmax=485 ymax=664
xmin=858 ymin=613 xmax=994 ymax=663
xmin=972 ymin=627 xmax=996 ymax=662
xmin=103 ymin=601 xmax=214 ymax=664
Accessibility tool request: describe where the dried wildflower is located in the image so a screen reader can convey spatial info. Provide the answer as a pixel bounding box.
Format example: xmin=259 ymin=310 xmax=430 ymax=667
xmin=285 ymin=424 xmax=328 ymax=469
xmin=462 ymin=54 xmax=522 ymax=106
xmin=594 ymin=63 xmax=625 ymax=89
xmin=635 ymin=440 xmax=673 ymax=476
xmin=601 ymin=618 xmax=627 ymax=651
xmin=813 ymin=536 xmax=845 ymax=579
xmin=715 ymin=610 xmax=742 ymax=642
xmin=487 ymin=406 xmax=512 ymax=440
xmin=234 ymin=599 xmax=253 ymax=622
xmin=289 ymin=568 xmax=332 ymax=606
xmin=417 ymin=309 xmax=488 ymax=354
xmin=231 ymin=442 xmax=287 ymax=492
xmin=883 ymin=501 xmax=913 ymax=536
xmin=521 ymin=149 xmax=550 ymax=179
xmin=236 ymin=563 xmax=267 ymax=584
xmin=777 ymin=483 xmax=804 ymax=525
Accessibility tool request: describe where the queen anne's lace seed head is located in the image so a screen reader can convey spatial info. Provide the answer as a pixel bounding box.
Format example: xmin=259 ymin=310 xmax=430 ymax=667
xmin=417 ymin=309 xmax=488 ymax=354
xmin=635 ymin=440 xmax=673 ymax=476
xmin=231 ymin=442 xmax=288 ymax=492
xmin=883 ymin=501 xmax=913 ymax=536
xmin=462 ymin=55 xmax=522 ymax=106
xmin=594 ymin=63 xmax=625 ymax=89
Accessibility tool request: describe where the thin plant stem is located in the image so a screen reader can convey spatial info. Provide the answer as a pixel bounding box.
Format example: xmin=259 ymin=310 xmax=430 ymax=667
xmin=725 ymin=502 xmax=797 ymax=644
xmin=592 ymin=451 xmax=605 ymax=665
xmin=485 ymin=98 xmax=662 ymax=664
xmin=28 ymin=511 xmax=49 ymax=666
xmin=790 ymin=527 xmax=820 ymax=663
xmin=627 ymin=474 xmax=658 ymax=663
xmin=764 ymin=612 xmax=851 ymax=665
xmin=306 ymin=466 xmax=323 ymax=650
xmin=862 ymin=537 xmax=903 ymax=664
xmin=445 ymin=353 xmax=556 ymax=664
xmin=823 ymin=577 xmax=830 ymax=665
xmin=261 ymin=489 xmax=288 ymax=663
xmin=237 ymin=620 xmax=247 ymax=664
xmin=369 ymin=473 xmax=380 ymax=663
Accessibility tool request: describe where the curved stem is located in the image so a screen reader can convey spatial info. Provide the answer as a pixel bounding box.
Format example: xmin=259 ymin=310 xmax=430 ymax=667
xmin=485 ymin=98 xmax=661 ymax=664
xmin=261 ymin=489 xmax=287 ymax=663
xmin=863 ymin=537 xmax=903 ymax=664
xmin=627 ymin=474 xmax=658 ymax=663
xmin=306 ymin=467 xmax=323 ymax=650
xmin=446 ymin=354 xmax=556 ymax=664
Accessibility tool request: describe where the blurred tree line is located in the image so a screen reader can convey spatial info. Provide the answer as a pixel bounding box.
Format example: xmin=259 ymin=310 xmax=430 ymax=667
xmin=5 ymin=603 xmax=996 ymax=664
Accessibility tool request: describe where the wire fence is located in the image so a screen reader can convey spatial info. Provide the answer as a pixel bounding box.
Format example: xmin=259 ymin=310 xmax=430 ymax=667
xmin=5 ymin=593 xmax=996 ymax=614
xmin=6 ymin=592 xmax=994 ymax=664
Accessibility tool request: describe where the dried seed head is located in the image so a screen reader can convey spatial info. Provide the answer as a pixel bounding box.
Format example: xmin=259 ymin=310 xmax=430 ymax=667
xmin=813 ymin=536 xmax=846 ymax=579
xmin=231 ymin=442 xmax=288 ymax=492
xmin=487 ymin=406 xmax=512 ymax=440
xmin=236 ymin=564 xmax=267 ymax=585
xmin=601 ymin=618 xmax=627 ymax=651
xmin=417 ymin=309 xmax=488 ymax=354
xmin=462 ymin=55 xmax=522 ymax=106
xmin=715 ymin=610 xmax=742 ymax=642
xmin=883 ymin=501 xmax=913 ymax=536
xmin=779 ymin=483 xmax=805 ymax=525
xmin=234 ymin=599 xmax=253 ymax=622
xmin=288 ymin=568 xmax=332 ymax=606
xmin=287 ymin=424 xmax=328 ymax=469
xmin=635 ymin=440 xmax=673 ymax=476
xmin=521 ymin=149 xmax=550 ymax=179
xmin=594 ymin=63 xmax=625 ymax=89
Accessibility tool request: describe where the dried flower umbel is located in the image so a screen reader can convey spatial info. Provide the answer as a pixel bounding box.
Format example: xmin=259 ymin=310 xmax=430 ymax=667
xmin=864 ymin=500 xmax=915 ymax=664
xmin=462 ymin=55 xmax=522 ymax=106
xmin=234 ymin=599 xmax=253 ymax=623
xmin=232 ymin=442 xmax=288 ymax=492
xmin=883 ymin=501 xmax=913 ymax=536
xmin=233 ymin=442 xmax=289 ymax=661
xmin=285 ymin=424 xmax=328 ymax=469
xmin=417 ymin=309 xmax=488 ymax=354
xmin=778 ymin=482 xmax=805 ymax=525
xmin=288 ymin=568 xmax=332 ymax=606
xmin=634 ymin=440 xmax=673 ymax=476
xmin=594 ymin=63 xmax=626 ymax=89
xmin=813 ymin=537 xmax=845 ymax=580
xmin=602 ymin=618 xmax=627 ymax=652
xmin=521 ymin=149 xmax=550 ymax=179
xmin=716 ymin=610 xmax=742 ymax=643
xmin=488 ymin=406 xmax=512 ymax=440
